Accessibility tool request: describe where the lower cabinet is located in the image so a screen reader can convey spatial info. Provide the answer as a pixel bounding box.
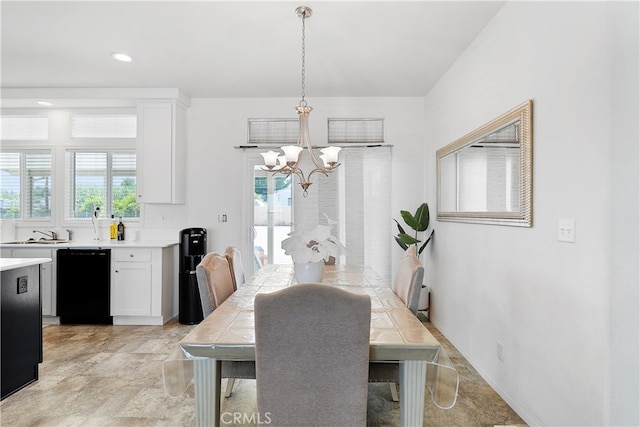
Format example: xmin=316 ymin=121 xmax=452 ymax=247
xmin=109 ymin=246 xmax=176 ymax=325
xmin=111 ymin=261 xmax=152 ymax=316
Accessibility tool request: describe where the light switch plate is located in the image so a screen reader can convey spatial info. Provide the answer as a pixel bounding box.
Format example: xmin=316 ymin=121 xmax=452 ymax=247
xmin=558 ymin=219 xmax=576 ymax=243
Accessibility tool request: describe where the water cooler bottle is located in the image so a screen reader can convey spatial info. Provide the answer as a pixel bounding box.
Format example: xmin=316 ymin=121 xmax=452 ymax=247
xmin=179 ymin=227 xmax=207 ymax=324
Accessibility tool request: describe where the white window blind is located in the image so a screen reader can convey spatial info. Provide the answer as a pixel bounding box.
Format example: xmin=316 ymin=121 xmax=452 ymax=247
xmin=0 ymin=153 xmax=20 ymax=218
xmin=67 ymin=151 xmax=139 ymax=219
xmin=0 ymin=116 xmax=48 ymax=140
xmin=328 ymin=118 xmax=384 ymax=144
xmin=0 ymin=150 xmax=52 ymax=219
xmin=71 ymin=115 xmax=137 ymax=138
xmin=248 ymin=119 xmax=298 ymax=144
xmin=24 ymin=152 xmax=53 ymax=219
xmin=292 ymin=146 xmax=392 ymax=281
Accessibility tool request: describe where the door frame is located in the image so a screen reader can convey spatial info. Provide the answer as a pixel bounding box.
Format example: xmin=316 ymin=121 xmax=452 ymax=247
xmin=242 ymin=154 xmax=263 ymax=275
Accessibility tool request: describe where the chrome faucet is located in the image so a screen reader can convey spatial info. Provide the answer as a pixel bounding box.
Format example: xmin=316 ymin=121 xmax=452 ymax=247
xmin=33 ymin=230 xmax=58 ymax=240
xmin=92 ymin=205 xmax=100 ymax=240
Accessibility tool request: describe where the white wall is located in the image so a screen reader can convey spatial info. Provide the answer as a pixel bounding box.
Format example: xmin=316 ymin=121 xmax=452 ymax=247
xmin=144 ymin=96 xmax=426 ymax=272
xmin=424 ymin=2 xmax=638 ymax=426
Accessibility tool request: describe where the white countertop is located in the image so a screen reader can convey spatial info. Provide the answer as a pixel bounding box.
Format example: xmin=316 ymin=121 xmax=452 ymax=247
xmin=1 ymin=239 xmax=178 ymax=249
xmin=0 ymin=258 xmax=52 ymax=271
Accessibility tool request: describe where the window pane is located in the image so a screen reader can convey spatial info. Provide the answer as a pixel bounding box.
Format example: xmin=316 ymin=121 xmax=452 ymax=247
xmin=71 ymin=152 xmax=107 ymax=218
xmin=71 ymin=115 xmax=137 ymax=138
xmin=248 ymin=119 xmax=298 ymax=144
xmin=328 ymin=118 xmax=384 ymax=144
xmin=67 ymin=150 xmax=139 ymax=219
xmin=0 ymin=151 xmax=52 ymax=219
xmin=0 ymin=116 xmax=48 ymax=140
xmin=111 ymin=153 xmax=139 ymax=218
xmin=0 ymin=153 xmax=21 ymax=218
xmin=24 ymin=153 xmax=52 ymax=218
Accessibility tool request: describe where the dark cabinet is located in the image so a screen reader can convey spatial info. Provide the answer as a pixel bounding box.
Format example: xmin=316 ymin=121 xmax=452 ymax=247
xmin=1 ymin=264 xmax=42 ymax=400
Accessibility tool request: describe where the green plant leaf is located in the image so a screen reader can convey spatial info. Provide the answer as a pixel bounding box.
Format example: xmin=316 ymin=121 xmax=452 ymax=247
xmin=414 ymin=202 xmax=430 ymax=232
xmin=400 ymin=210 xmax=420 ymax=231
xmin=394 ymin=219 xmax=407 ymax=235
xmin=394 ymin=236 xmax=409 ymax=251
xmin=397 ymin=233 xmax=421 ymax=245
xmin=418 ymin=229 xmax=434 ymax=255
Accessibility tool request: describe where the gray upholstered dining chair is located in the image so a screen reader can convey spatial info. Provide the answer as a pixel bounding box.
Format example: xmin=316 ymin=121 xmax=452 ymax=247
xmin=224 ymin=246 xmax=245 ymax=290
xmin=369 ymin=245 xmax=425 ymax=401
xmin=255 ymin=283 xmax=372 ymax=426
xmin=195 ymin=252 xmax=255 ymax=398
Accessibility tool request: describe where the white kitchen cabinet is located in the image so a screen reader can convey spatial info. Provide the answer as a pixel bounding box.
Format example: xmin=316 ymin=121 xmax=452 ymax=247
xmin=111 ymin=248 xmax=153 ymax=318
xmin=136 ymin=101 xmax=187 ymax=204
xmin=110 ymin=246 xmax=177 ymax=325
xmin=11 ymin=248 xmax=55 ymax=317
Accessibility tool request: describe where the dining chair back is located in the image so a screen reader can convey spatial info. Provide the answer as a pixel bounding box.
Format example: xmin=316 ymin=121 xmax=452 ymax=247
xmin=195 ymin=252 xmax=235 ymax=314
xmin=392 ymin=245 xmax=425 ymax=315
xmin=255 ymin=283 xmax=371 ymax=426
xmin=224 ymin=246 xmax=245 ymax=289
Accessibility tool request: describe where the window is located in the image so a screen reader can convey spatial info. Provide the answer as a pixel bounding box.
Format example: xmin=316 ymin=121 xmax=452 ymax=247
xmin=66 ymin=151 xmax=139 ymax=219
xmin=71 ymin=115 xmax=136 ymax=138
xmin=247 ymin=119 xmax=298 ymax=144
xmin=328 ymin=118 xmax=384 ymax=144
xmin=0 ymin=150 xmax=53 ymax=219
xmin=0 ymin=116 xmax=48 ymax=140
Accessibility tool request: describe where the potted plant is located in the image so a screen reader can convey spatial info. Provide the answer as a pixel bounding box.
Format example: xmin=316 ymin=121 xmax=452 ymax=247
xmin=394 ymin=202 xmax=434 ymax=311
xmin=281 ymin=217 xmax=345 ymax=283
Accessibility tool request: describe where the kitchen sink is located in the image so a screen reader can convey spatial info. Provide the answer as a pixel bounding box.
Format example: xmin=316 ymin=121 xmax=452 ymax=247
xmin=3 ymin=239 xmax=69 ymax=245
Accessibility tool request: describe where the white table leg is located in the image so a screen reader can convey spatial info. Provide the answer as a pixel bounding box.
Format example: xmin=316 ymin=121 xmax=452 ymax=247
xmin=194 ymin=358 xmax=221 ymax=427
xmin=399 ymin=360 xmax=427 ymax=427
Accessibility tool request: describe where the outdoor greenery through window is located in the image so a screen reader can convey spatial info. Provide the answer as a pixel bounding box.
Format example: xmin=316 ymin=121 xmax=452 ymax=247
xmin=67 ymin=151 xmax=139 ymax=219
xmin=0 ymin=150 xmax=52 ymax=219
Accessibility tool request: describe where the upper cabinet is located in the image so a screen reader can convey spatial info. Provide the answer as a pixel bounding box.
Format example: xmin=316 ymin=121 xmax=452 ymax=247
xmin=136 ymin=100 xmax=188 ymax=204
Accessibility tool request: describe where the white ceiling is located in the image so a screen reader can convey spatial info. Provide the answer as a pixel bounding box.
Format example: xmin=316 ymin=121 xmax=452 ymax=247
xmin=1 ymin=1 xmax=505 ymax=100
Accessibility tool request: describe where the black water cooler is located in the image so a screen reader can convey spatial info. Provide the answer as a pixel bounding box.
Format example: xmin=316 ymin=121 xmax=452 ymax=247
xmin=179 ymin=228 xmax=207 ymax=324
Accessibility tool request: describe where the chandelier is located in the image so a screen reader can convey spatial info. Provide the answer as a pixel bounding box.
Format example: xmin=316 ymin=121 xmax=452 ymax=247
xmin=261 ymin=6 xmax=341 ymax=198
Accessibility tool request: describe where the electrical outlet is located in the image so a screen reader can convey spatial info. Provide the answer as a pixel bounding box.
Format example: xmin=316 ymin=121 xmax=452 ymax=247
xmin=17 ymin=276 xmax=28 ymax=294
xmin=218 ymin=214 xmax=228 ymax=223
xmin=497 ymin=341 xmax=504 ymax=362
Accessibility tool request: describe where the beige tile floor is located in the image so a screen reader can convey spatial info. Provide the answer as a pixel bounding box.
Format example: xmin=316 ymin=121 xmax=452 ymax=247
xmin=1 ymin=317 xmax=526 ymax=426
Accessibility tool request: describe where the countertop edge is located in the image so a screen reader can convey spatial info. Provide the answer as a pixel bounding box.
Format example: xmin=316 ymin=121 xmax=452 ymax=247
xmin=1 ymin=258 xmax=53 ymax=271
xmin=1 ymin=240 xmax=179 ymax=249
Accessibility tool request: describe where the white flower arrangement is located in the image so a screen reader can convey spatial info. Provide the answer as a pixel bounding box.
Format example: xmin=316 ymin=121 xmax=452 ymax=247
xmin=281 ymin=216 xmax=345 ymax=264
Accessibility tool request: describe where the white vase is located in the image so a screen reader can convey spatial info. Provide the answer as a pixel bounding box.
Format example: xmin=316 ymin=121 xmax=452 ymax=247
xmin=294 ymin=261 xmax=325 ymax=283
xmin=418 ymin=285 xmax=430 ymax=311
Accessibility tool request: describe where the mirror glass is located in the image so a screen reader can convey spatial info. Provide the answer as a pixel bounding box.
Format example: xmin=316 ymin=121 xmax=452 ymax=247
xmin=436 ymin=100 xmax=532 ymax=227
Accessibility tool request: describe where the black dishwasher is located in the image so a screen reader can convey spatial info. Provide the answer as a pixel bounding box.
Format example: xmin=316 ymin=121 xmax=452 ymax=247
xmin=57 ymin=249 xmax=112 ymax=325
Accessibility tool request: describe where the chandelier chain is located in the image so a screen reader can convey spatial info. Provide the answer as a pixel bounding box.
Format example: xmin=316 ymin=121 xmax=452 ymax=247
xmin=300 ymin=9 xmax=306 ymax=106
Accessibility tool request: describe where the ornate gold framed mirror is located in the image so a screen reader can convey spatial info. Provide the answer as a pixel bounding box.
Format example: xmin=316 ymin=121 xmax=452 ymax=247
xmin=436 ymin=100 xmax=533 ymax=227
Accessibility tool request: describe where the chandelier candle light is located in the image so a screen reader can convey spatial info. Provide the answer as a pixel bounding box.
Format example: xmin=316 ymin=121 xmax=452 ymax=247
xmin=261 ymin=6 xmax=341 ymax=198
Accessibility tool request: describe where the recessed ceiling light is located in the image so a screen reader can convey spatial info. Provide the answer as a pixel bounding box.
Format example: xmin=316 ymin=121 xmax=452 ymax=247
xmin=36 ymin=101 xmax=53 ymax=106
xmin=111 ymin=52 xmax=133 ymax=62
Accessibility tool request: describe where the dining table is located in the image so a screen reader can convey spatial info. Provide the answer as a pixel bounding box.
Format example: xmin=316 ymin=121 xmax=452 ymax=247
xmin=175 ymin=264 xmax=442 ymax=427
